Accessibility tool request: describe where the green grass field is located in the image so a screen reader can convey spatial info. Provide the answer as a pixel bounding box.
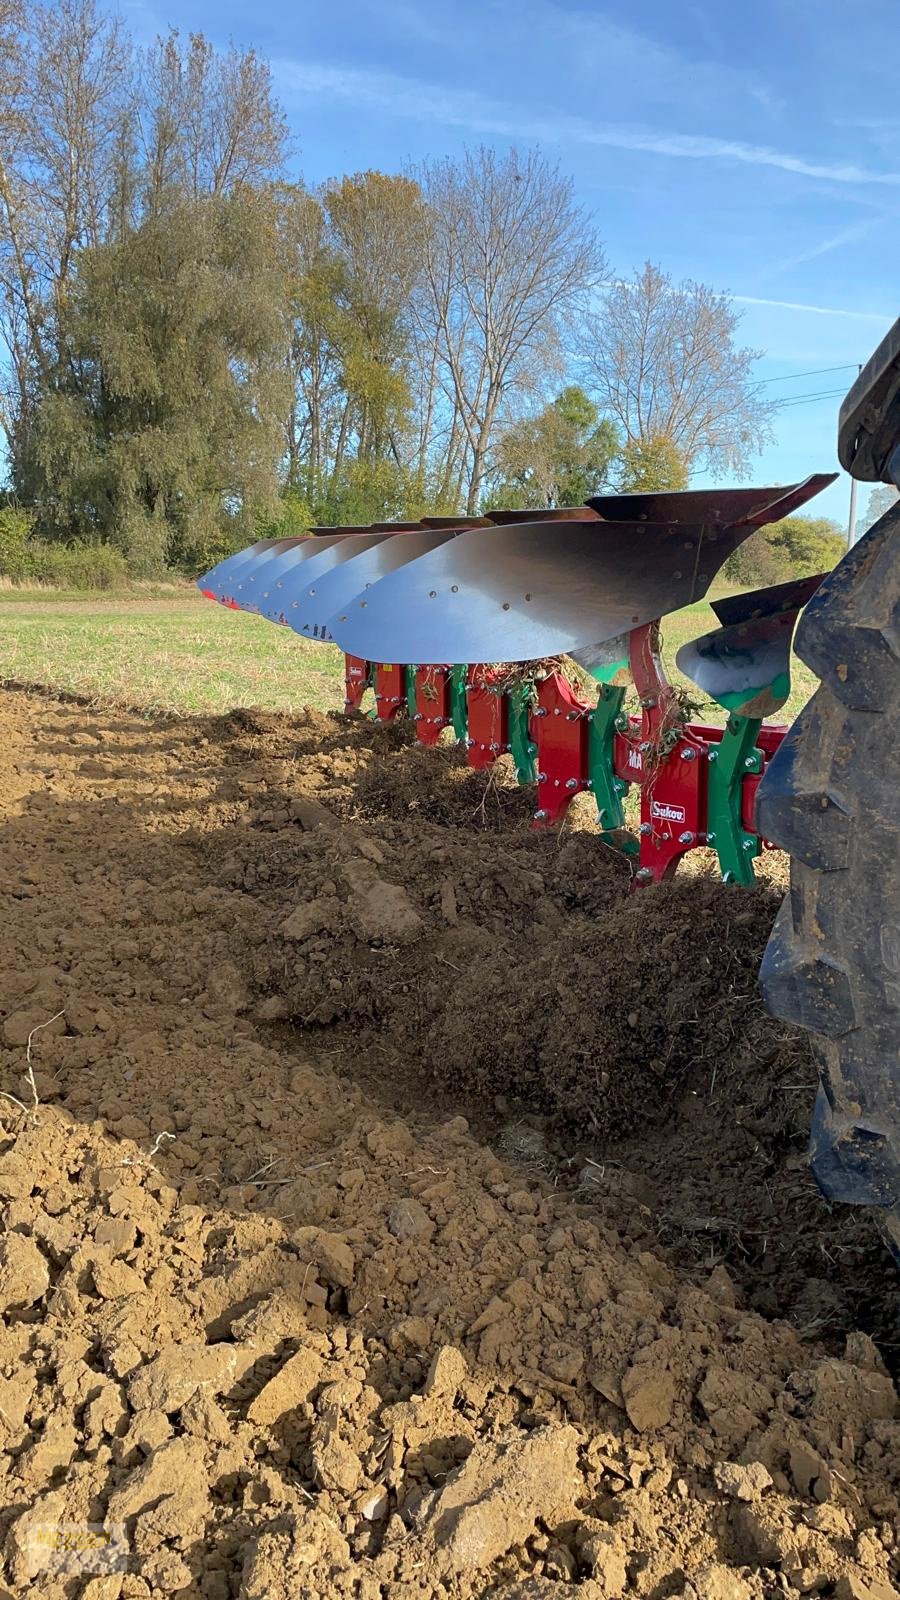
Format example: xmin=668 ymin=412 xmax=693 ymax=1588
xmin=0 ymin=588 xmax=818 ymax=723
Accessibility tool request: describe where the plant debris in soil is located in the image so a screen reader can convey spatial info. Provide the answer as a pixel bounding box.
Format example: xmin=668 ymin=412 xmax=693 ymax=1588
xmin=0 ymin=689 xmax=897 ymax=1600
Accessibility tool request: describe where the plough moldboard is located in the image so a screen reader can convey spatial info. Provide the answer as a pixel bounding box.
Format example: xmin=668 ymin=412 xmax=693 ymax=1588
xmin=199 ymin=473 xmax=837 ymax=887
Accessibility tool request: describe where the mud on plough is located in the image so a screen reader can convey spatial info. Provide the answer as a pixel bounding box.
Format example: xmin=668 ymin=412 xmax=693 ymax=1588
xmin=199 ymin=475 xmax=836 ymax=886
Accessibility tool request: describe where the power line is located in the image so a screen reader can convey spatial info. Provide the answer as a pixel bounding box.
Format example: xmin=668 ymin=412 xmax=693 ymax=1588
xmin=775 ymin=387 xmax=847 ymax=408
xmin=759 ymin=362 xmax=859 ymax=385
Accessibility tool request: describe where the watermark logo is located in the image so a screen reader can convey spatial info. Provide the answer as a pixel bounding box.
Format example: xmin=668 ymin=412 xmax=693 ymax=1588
xmin=24 ymin=1523 xmax=128 ymax=1578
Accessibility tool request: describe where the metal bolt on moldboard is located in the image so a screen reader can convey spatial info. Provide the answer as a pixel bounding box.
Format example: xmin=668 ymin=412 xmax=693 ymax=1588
xmin=565 ymin=778 xmax=578 ymax=790
xmin=534 ymin=707 xmax=548 ymax=717
xmin=534 ymin=809 xmax=548 ymax=820
xmin=537 ymin=772 xmax=547 ymax=783
xmin=639 ymin=822 xmax=652 ymax=836
xmin=744 ymin=756 xmax=756 ymax=768
xmin=678 ymin=831 xmax=695 ymax=844
xmin=680 ymin=747 xmax=696 ymax=761
xmin=742 ymin=838 xmax=755 ymax=850
xmin=635 ymin=867 xmax=654 ymax=882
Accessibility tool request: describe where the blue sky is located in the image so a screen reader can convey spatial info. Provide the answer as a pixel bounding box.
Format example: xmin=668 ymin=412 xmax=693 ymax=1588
xmin=123 ymin=0 xmax=899 ymax=525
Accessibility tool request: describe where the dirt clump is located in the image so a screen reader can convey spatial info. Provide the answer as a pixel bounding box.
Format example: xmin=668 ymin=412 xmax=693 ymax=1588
xmin=0 ymin=687 xmax=897 ymax=1599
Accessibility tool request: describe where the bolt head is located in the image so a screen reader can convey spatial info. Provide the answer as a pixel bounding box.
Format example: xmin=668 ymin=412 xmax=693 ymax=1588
xmin=565 ymin=777 xmax=578 ymax=789
xmin=744 ymin=756 xmax=756 ymax=768
xmin=678 ymin=830 xmax=695 ymax=844
xmin=639 ymin=822 xmax=652 ymax=836
xmin=537 ymin=772 xmax=547 ymax=783
xmin=680 ymin=747 xmax=697 ymax=761
xmin=534 ymin=809 xmax=548 ymax=820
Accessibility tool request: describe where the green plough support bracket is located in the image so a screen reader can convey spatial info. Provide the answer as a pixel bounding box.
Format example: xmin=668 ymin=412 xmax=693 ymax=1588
xmin=707 ymin=715 xmax=763 ymax=884
xmin=588 ymin=683 xmax=629 ymax=833
xmin=508 ymin=685 xmax=537 ymax=785
xmin=405 ymin=664 xmax=418 ymax=719
xmin=450 ymin=664 xmax=468 ymax=742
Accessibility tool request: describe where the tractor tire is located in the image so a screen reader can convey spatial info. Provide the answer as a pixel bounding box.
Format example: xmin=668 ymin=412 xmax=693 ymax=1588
xmin=757 ymin=501 xmax=900 ymax=1263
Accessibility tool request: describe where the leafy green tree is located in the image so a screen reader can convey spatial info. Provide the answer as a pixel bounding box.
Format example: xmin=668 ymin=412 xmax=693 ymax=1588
xmin=277 ymin=173 xmax=428 ymax=521
xmin=765 ymin=515 xmax=846 ymax=573
xmin=617 ymin=432 xmax=688 ymax=493
xmin=486 ymin=386 xmax=618 ymax=509
xmin=0 ymin=3 xmax=290 ymax=492
xmin=27 ymin=191 xmax=289 ymax=573
xmin=722 ymin=514 xmax=846 ymax=587
xmin=323 ymin=171 xmax=426 ymax=470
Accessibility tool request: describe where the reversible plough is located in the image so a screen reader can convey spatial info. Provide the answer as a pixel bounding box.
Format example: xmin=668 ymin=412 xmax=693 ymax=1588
xmin=199 ymin=475 xmax=837 ymax=886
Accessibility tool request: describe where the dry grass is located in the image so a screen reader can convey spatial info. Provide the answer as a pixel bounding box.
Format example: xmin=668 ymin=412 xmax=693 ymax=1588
xmin=0 ymin=590 xmax=818 ymax=723
xmin=0 ymin=576 xmax=195 ymax=603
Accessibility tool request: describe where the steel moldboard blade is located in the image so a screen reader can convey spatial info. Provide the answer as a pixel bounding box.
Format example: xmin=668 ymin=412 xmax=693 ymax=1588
xmin=486 ymin=506 xmax=598 ymax=524
xmin=710 ymin=572 xmax=826 ymax=627
xmin=309 ymin=529 xmax=459 ymax=641
xmin=588 ymin=474 xmax=836 ymax=527
xmin=676 ymin=607 xmax=802 ymax=717
xmin=234 ymin=536 xmax=346 ymax=613
xmin=266 ymin=532 xmax=392 ymax=635
xmin=201 ymin=537 xmax=300 ymax=601
xmin=330 ymin=515 xmax=758 ymax=665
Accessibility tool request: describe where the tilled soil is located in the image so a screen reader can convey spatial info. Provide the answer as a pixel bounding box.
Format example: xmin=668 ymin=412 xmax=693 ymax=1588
xmin=0 ymin=688 xmax=897 ymax=1600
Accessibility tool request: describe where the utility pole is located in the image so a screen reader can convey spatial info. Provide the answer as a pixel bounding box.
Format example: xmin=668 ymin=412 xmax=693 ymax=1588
xmin=846 ymin=363 xmax=863 ymax=548
xmin=847 ymin=476 xmax=858 ymax=549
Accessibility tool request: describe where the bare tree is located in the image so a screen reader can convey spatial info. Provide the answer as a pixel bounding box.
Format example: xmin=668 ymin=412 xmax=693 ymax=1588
xmin=415 ymin=147 xmax=605 ymax=512
xmin=580 ymin=262 xmax=775 ymax=479
xmin=140 ymin=31 xmax=290 ymax=210
xmin=0 ymin=0 xmax=131 ymax=458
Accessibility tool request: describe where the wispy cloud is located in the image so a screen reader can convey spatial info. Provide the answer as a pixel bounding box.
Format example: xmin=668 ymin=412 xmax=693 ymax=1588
xmin=276 ymin=59 xmax=900 ymax=189
xmin=762 ymin=218 xmax=881 ymax=280
xmin=729 ymin=294 xmax=893 ymax=322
